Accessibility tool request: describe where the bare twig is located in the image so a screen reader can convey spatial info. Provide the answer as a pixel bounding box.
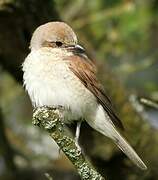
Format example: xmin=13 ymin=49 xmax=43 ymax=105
xmin=32 ymin=106 xmax=105 ymax=180
xmin=45 ymin=172 xmax=53 ymax=180
xmin=140 ymin=98 xmax=158 ymax=109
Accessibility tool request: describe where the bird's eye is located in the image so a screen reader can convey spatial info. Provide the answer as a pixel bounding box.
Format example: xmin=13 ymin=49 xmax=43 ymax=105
xmin=55 ymin=41 xmax=63 ymax=47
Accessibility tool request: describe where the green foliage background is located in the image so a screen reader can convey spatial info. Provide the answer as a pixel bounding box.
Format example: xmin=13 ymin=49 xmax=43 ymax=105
xmin=55 ymin=0 xmax=158 ymax=94
xmin=0 ymin=0 xmax=158 ymax=180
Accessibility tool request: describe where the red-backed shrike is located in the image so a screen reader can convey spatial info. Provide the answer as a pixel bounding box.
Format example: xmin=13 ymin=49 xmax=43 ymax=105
xmin=23 ymin=22 xmax=147 ymax=170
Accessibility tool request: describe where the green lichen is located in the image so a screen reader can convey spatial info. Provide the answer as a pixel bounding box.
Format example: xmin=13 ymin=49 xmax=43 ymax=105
xmin=32 ymin=106 xmax=105 ymax=180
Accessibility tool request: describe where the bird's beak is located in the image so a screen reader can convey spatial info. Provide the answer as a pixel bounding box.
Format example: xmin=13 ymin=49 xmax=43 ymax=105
xmin=74 ymin=44 xmax=85 ymax=53
xmin=67 ymin=44 xmax=85 ymax=54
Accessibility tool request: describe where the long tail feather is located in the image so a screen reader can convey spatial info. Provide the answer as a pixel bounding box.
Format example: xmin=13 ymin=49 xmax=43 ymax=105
xmin=113 ymin=130 xmax=147 ymax=170
xmin=87 ymin=105 xmax=147 ymax=170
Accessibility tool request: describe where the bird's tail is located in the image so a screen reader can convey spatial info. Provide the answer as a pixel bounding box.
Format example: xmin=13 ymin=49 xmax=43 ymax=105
xmin=87 ymin=105 xmax=147 ymax=170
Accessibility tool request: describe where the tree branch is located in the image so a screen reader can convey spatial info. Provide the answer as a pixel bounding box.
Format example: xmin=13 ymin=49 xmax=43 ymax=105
xmin=32 ymin=106 xmax=105 ymax=180
xmin=140 ymin=98 xmax=158 ymax=109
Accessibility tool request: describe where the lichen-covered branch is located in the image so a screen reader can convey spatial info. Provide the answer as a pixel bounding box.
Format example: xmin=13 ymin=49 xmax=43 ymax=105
xmin=32 ymin=106 xmax=105 ymax=180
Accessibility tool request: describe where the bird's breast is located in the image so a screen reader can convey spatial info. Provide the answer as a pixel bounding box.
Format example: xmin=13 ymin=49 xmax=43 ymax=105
xmin=23 ymin=49 xmax=96 ymax=121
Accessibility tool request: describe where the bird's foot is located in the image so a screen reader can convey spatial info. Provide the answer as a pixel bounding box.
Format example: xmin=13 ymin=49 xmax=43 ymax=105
xmin=75 ymin=137 xmax=82 ymax=152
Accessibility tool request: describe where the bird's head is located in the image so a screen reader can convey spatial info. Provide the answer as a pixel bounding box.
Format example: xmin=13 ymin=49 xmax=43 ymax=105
xmin=30 ymin=21 xmax=85 ymax=53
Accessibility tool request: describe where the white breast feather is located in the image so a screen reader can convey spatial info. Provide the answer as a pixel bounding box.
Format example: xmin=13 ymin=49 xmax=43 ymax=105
xmin=23 ymin=48 xmax=97 ymax=121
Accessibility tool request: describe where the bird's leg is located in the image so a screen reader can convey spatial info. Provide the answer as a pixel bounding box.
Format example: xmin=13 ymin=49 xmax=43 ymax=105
xmin=75 ymin=121 xmax=82 ymax=151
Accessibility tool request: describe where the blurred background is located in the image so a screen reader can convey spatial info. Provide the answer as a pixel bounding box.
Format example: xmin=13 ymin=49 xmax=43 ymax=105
xmin=0 ymin=0 xmax=158 ymax=179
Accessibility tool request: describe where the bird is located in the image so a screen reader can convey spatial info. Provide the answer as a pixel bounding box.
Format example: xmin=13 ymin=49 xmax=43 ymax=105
xmin=22 ymin=21 xmax=147 ymax=170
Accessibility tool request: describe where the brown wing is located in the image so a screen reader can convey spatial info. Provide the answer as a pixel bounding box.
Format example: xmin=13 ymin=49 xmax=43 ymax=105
xmin=67 ymin=55 xmax=124 ymax=130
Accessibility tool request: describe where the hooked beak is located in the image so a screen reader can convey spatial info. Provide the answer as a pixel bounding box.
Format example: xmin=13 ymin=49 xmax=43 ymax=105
xmin=74 ymin=44 xmax=85 ymax=53
xmin=67 ymin=44 xmax=85 ymax=54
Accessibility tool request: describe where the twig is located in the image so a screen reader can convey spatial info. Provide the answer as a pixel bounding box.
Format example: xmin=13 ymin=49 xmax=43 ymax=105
xmin=45 ymin=172 xmax=53 ymax=180
xmin=32 ymin=106 xmax=105 ymax=180
xmin=140 ymin=98 xmax=158 ymax=109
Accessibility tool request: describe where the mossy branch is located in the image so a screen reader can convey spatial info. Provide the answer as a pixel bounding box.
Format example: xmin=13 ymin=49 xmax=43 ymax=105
xmin=32 ymin=106 xmax=105 ymax=180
